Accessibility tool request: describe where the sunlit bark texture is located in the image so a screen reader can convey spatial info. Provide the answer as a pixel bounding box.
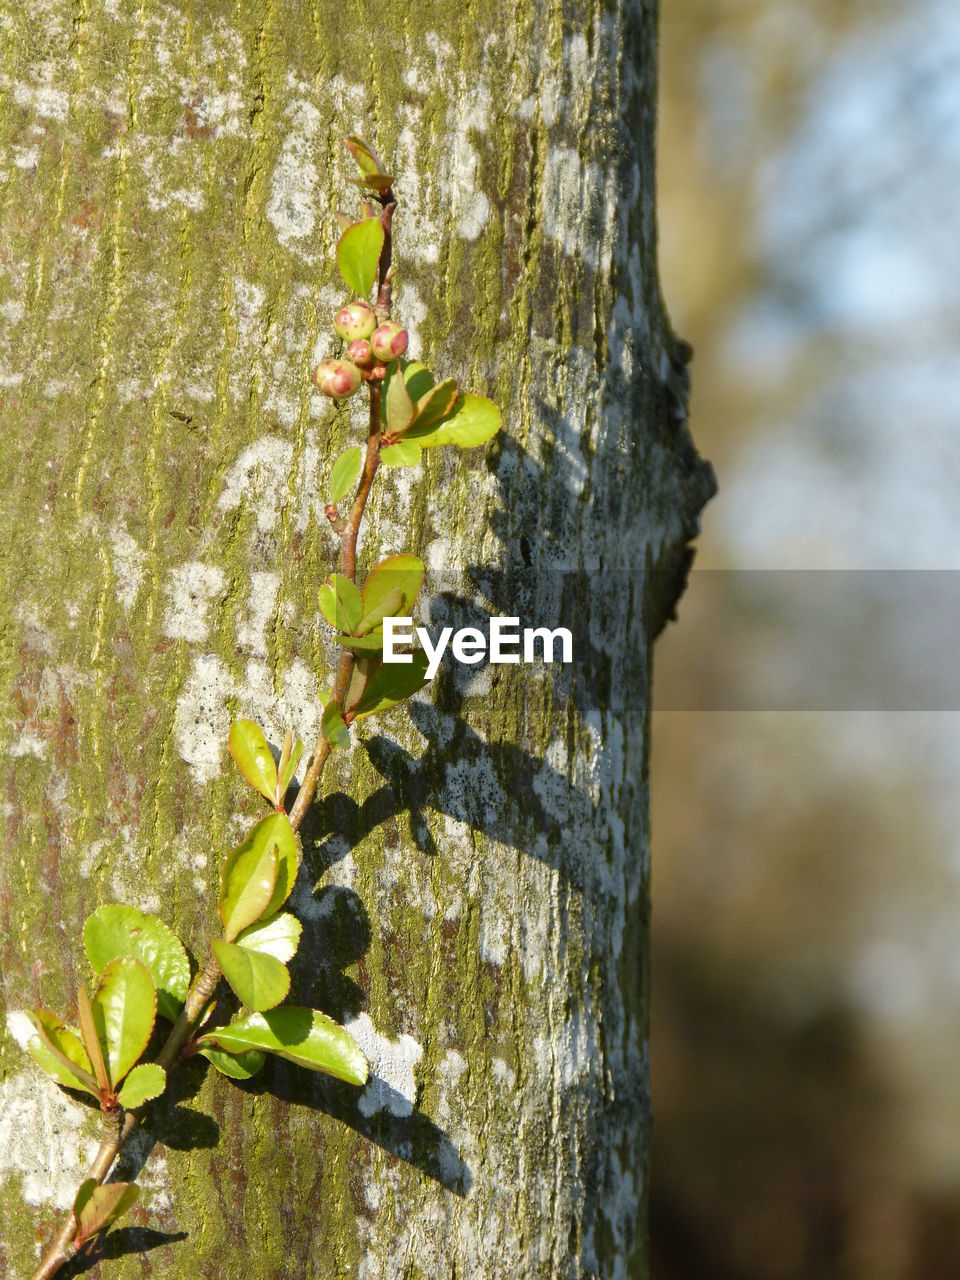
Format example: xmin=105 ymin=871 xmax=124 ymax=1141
xmin=0 ymin=1 xmax=711 ymax=1276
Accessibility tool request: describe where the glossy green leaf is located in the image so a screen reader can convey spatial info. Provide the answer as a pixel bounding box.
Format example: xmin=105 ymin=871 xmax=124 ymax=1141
xmin=337 ymin=630 xmax=385 ymax=654
xmin=74 ymin=1180 xmax=139 ymax=1245
xmin=355 ymin=587 xmax=403 ymax=636
xmin=345 ymin=133 xmax=384 ymax=177
xmin=26 ymin=1010 xmax=98 ymax=1095
xmin=277 ymin=732 xmax=303 ymax=800
xmin=219 ymin=834 xmax=278 ymax=943
xmin=400 ymin=360 xmax=434 ymax=402
xmin=336 ymin=218 xmax=385 ymax=297
xmin=211 ymin=939 xmax=290 ymax=1012
xmin=115 ymin=1062 xmax=166 ymax=1109
xmin=411 ymin=378 xmax=458 ymax=431
xmin=197 ymin=1008 xmax=368 ymax=1086
xmin=360 ymin=555 xmax=423 ymax=626
xmin=414 ymin=392 xmax=501 ymax=449
xmin=228 ymin=719 xmax=278 ymax=805
xmin=385 ymin=363 xmax=414 ymax=434
xmin=322 ymin=699 xmax=350 ymax=750
xmin=348 ymin=171 xmax=394 ymax=192
xmin=197 ymin=1044 xmax=266 ymax=1080
xmin=351 ymin=652 xmax=431 ymax=721
xmin=254 ymin=815 xmax=300 ymax=924
xmin=343 ymin=659 xmax=372 ymax=717
xmin=92 ymin=957 xmax=157 ymax=1087
xmin=235 ymin=912 xmax=302 ymax=963
xmin=84 ymin=905 xmax=191 ymax=1024
xmin=329 ymin=446 xmax=363 ymax=503
xmin=318 ymin=574 xmax=363 ymax=634
xmin=380 ymin=441 xmax=421 ymax=468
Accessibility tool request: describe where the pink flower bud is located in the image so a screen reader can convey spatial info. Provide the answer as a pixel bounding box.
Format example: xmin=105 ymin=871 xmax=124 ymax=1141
xmin=333 ymin=300 xmax=377 ymax=342
xmin=313 ymin=359 xmax=362 ymax=399
xmin=369 ymin=322 xmax=408 ymax=362
xmin=346 ymin=338 xmax=374 ymax=367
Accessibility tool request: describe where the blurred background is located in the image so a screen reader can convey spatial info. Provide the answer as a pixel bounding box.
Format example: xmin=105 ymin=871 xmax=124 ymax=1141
xmin=651 ymin=1 xmax=960 ymax=1277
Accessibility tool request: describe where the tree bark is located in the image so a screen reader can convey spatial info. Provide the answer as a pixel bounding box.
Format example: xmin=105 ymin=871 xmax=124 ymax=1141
xmin=0 ymin=1 xmax=712 ymax=1277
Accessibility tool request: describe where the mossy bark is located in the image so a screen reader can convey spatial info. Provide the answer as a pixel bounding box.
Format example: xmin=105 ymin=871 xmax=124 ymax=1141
xmin=0 ymin=1 xmax=711 ymax=1277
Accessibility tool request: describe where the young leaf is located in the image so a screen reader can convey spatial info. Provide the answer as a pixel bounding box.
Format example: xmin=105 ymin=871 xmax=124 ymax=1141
xmin=211 ymin=940 xmax=290 ymax=1012
xmin=73 ymin=1180 xmax=139 ymax=1246
xmin=380 ymin=441 xmax=421 ymax=468
xmin=235 ymin=912 xmax=303 ymax=963
xmin=337 ymin=218 xmax=385 ymax=297
xmin=348 ymin=171 xmax=394 ymax=192
xmin=84 ymin=904 xmax=191 ymax=1024
xmin=354 ymin=587 xmax=403 ymax=636
xmin=277 ymin=732 xmax=303 ymax=801
xmin=228 ymin=720 xmax=278 ymax=805
xmin=360 ymin=554 xmax=424 ymax=625
xmin=385 ymin=363 xmax=414 ymax=434
xmin=318 ymin=574 xmax=363 ymax=634
xmin=115 ymin=1062 xmax=166 ymax=1109
xmin=77 ymin=987 xmax=110 ymax=1093
xmin=350 ymin=652 xmax=431 ymax=721
xmin=92 ymin=957 xmax=157 ymax=1087
xmin=329 ymin=446 xmax=363 ymax=503
xmin=197 ymin=1043 xmax=266 ymax=1080
xmin=219 ymin=837 xmax=278 ymax=943
xmin=400 ymin=360 xmax=434 ymax=402
xmin=254 ymin=813 xmax=301 ymax=922
xmin=26 ymin=1010 xmax=98 ymax=1096
xmin=345 ymin=133 xmax=385 ymax=177
xmin=343 ymin=658 xmax=372 ymax=717
xmin=411 ymin=378 xmax=458 ymax=431
xmin=322 ymin=699 xmax=350 ymax=750
xmin=414 ymin=392 xmax=501 ymax=449
xmin=337 ymin=630 xmax=386 ymax=654
xmin=197 ymin=1007 xmax=369 ymax=1086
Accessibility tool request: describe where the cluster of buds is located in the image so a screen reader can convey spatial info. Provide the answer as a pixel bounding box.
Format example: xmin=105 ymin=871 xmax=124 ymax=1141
xmin=312 ymin=300 xmax=409 ymax=401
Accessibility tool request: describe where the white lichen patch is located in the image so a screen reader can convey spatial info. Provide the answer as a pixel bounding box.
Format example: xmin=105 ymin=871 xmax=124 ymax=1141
xmin=347 ymin=1013 xmax=423 ymax=1119
xmin=216 ymin=436 xmax=294 ymax=534
xmin=163 ymin=561 xmax=226 ymax=642
xmin=109 ymin=523 xmax=147 ymax=611
xmin=12 ymin=81 xmax=68 ymax=122
xmin=237 ymin=571 xmax=280 ymax=658
xmin=265 ymin=85 xmax=324 ymax=250
xmin=0 ymin=1067 xmax=99 ymax=1210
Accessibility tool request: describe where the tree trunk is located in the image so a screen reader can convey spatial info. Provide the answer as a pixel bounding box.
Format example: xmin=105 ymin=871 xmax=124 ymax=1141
xmin=0 ymin=1 xmax=711 ymax=1277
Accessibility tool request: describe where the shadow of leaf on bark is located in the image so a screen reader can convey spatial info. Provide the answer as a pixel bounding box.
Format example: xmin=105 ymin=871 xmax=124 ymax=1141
xmin=59 ymin=1227 xmax=189 ymax=1277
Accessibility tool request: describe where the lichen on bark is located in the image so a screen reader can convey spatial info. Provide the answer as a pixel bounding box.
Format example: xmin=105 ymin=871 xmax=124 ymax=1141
xmin=0 ymin=0 xmax=711 ymax=1277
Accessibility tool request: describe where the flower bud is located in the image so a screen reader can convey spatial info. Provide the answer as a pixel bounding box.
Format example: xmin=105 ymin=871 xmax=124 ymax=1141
xmin=369 ymin=322 xmax=408 ymax=362
xmin=346 ymin=338 xmax=374 ymax=367
xmin=333 ymin=300 xmax=377 ymax=342
xmin=313 ymin=359 xmax=362 ymax=399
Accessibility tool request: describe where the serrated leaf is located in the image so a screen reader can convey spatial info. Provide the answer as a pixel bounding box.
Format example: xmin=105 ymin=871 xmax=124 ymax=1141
xmin=414 ymin=392 xmax=501 ymax=449
xmin=197 ymin=1008 xmax=368 ymax=1086
xmin=329 ymin=446 xmax=363 ymax=503
xmin=318 ymin=574 xmax=363 ymax=634
xmin=322 ymin=700 xmax=350 ymax=750
xmin=116 ymin=1062 xmax=166 ymax=1109
xmin=337 ymin=218 xmax=385 ymax=297
xmin=355 ymin=587 xmax=403 ymax=636
xmin=74 ymin=1180 xmax=139 ymax=1245
xmin=228 ymin=720 xmax=278 ymax=805
xmin=385 ymin=364 xmax=414 ymax=434
xmin=198 ymin=1044 xmax=266 ymax=1080
xmin=277 ymin=733 xmax=303 ymax=800
xmin=84 ymin=905 xmax=190 ymax=1024
xmin=345 ymin=133 xmax=385 ymax=177
xmin=380 ymin=441 xmax=421 ymax=468
xmin=26 ymin=1010 xmax=98 ymax=1096
xmin=92 ymin=957 xmax=157 ymax=1087
xmin=219 ymin=837 xmax=278 ymax=943
xmin=235 ymin=912 xmax=302 ymax=963
xmin=211 ymin=940 xmax=290 ymax=1012
xmin=219 ymin=814 xmax=300 ymax=940
xmin=360 ymin=555 xmax=423 ymax=626
xmin=351 ymin=652 xmax=431 ymax=721
xmin=411 ymin=378 xmax=459 ymax=431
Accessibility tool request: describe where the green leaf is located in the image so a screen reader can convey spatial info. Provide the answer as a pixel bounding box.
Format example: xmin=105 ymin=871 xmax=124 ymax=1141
xmin=347 ymin=172 xmax=394 ymax=192
xmin=337 ymin=630 xmax=386 ymax=654
xmin=92 ymin=957 xmax=157 ymax=1087
xmin=77 ymin=987 xmax=110 ymax=1092
xmin=235 ymin=912 xmax=302 ymax=963
xmin=360 ymin=555 xmax=423 ymax=626
xmin=385 ymin=364 xmax=414 ymax=434
xmin=318 ymin=574 xmax=363 ymax=634
xmin=351 ymin=652 xmax=431 ymax=721
xmin=228 ymin=719 xmax=278 ymax=805
xmin=345 ymin=133 xmax=385 ymax=177
xmin=197 ymin=1008 xmax=368 ymax=1086
xmin=329 ymin=446 xmax=363 ymax=503
xmin=412 ymin=392 xmax=501 ymax=449
xmin=115 ymin=1062 xmax=166 ymax=1109
xmin=211 ymin=939 xmax=290 ymax=1012
xmin=219 ymin=835 xmax=278 ymax=943
xmin=337 ymin=218 xmax=385 ymax=297
xmin=380 ymin=441 xmax=421 ymax=468
xmin=219 ymin=814 xmax=300 ymax=940
xmin=84 ymin=905 xmax=191 ymax=1024
xmin=277 ymin=732 xmax=303 ymax=801
xmin=400 ymin=360 xmax=434 ymax=402
xmin=322 ymin=700 xmax=350 ymax=750
xmin=354 ymin=587 xmax=403 ymax=636
xmin=197 ymin=1044 xmax=266 ymax=1080
xmin=74 ymin=1180 xmax=139 ymax=1246
xmin=26 ymin=1010 xmax=98 ymax=1096
xmin=411 ymin=378 xmax=458 ymax=431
